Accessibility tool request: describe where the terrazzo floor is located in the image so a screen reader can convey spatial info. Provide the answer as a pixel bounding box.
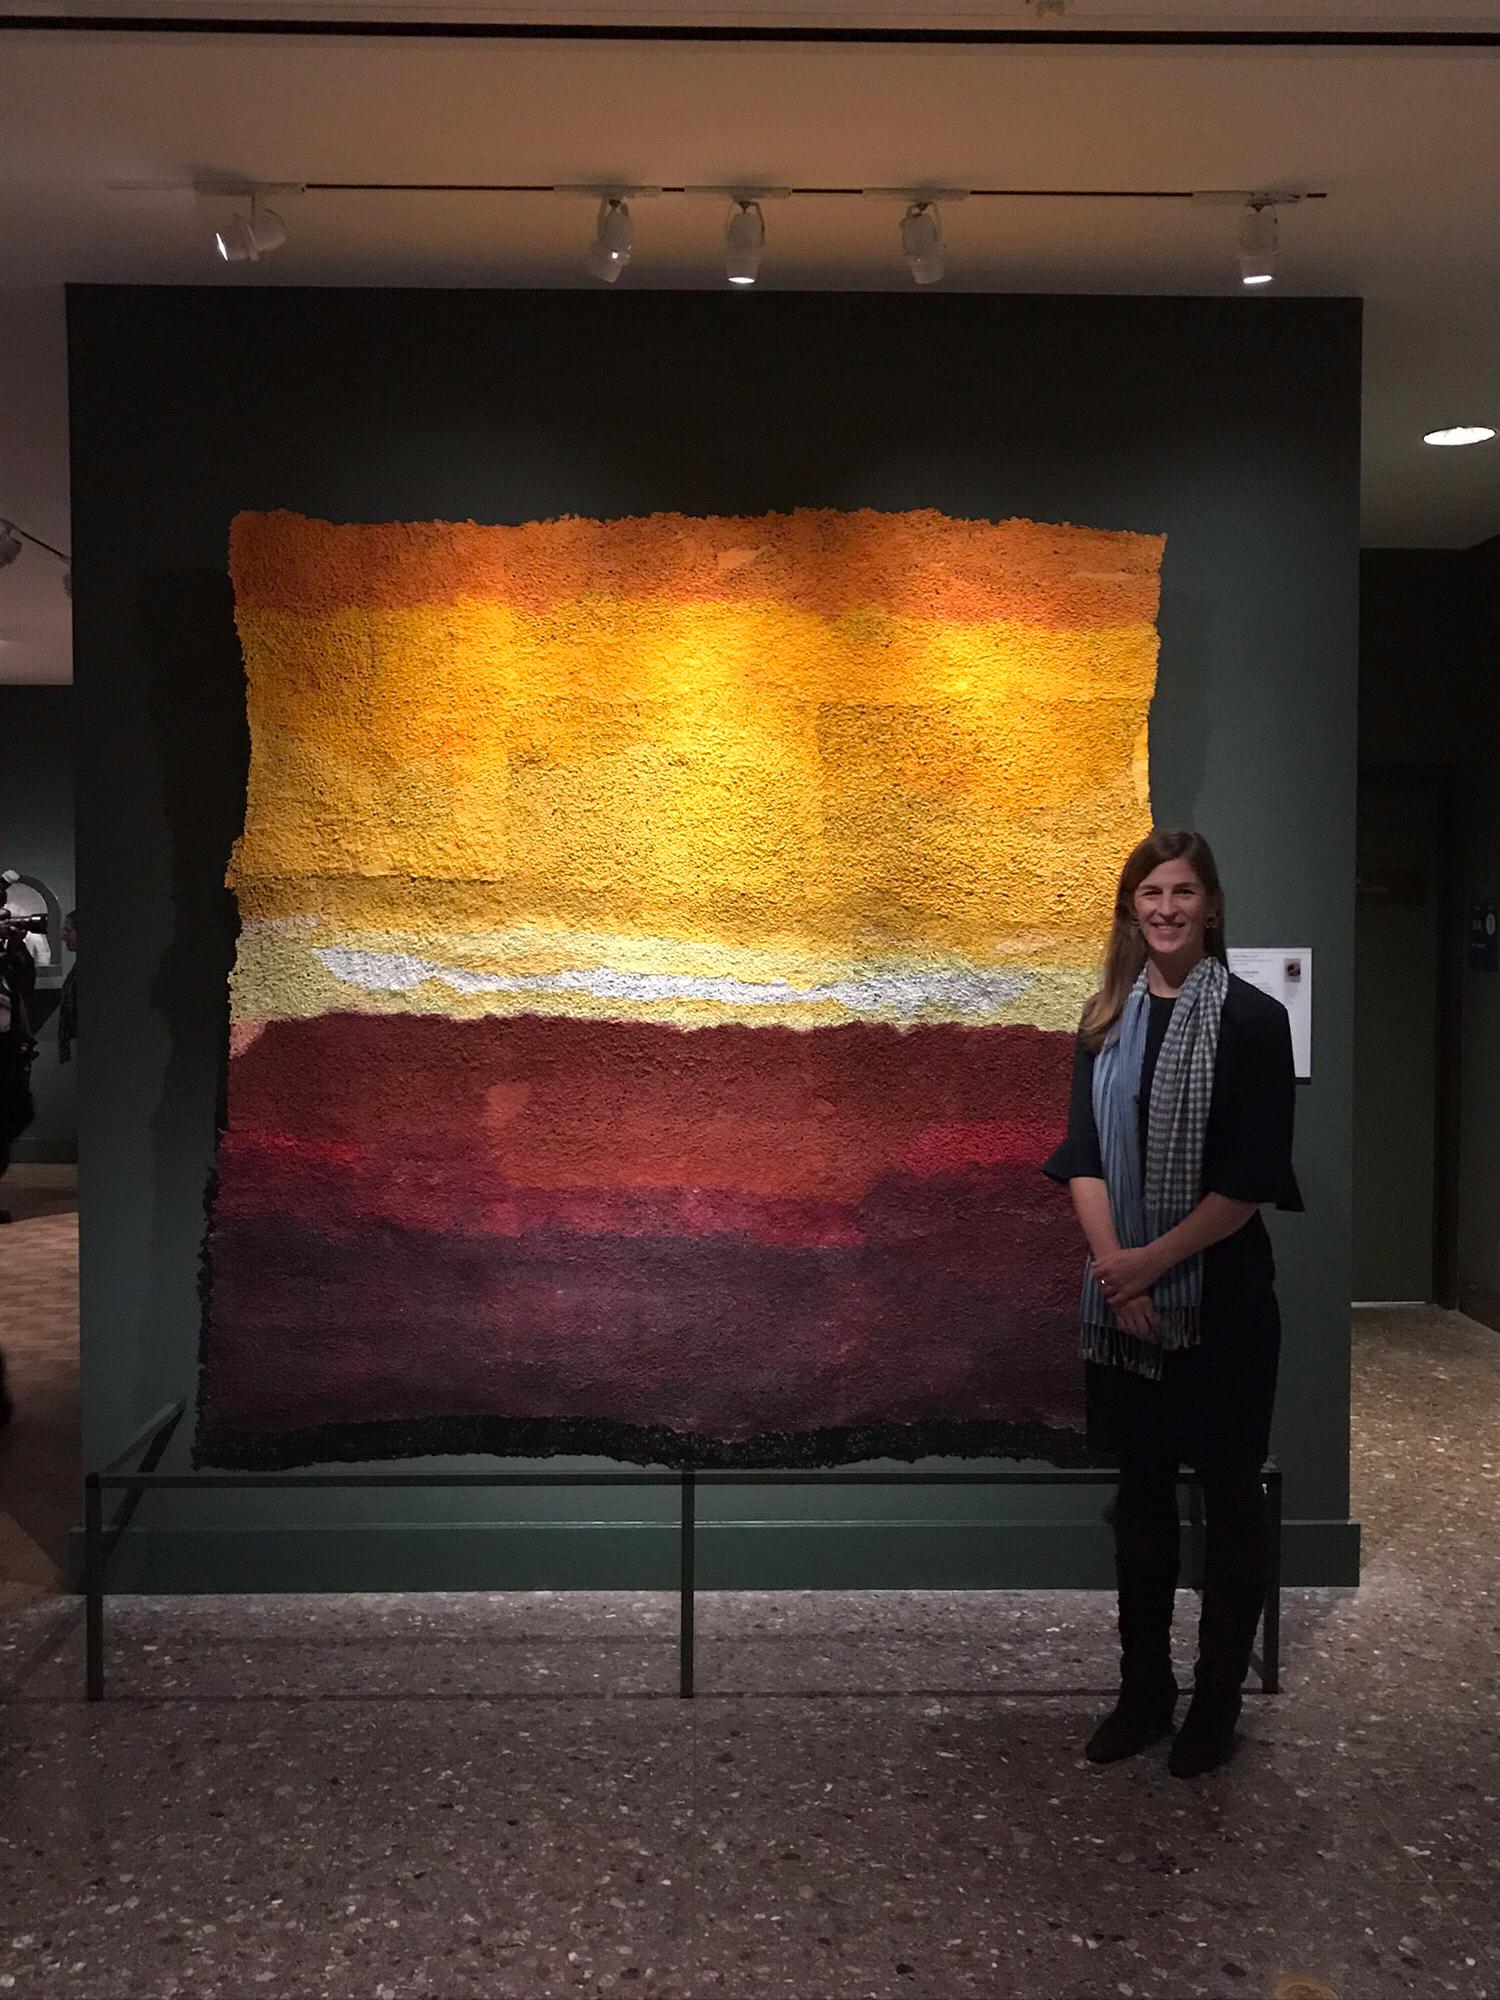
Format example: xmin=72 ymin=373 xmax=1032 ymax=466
xmin=1 ymin=1176 xmax=1497 ymax=1999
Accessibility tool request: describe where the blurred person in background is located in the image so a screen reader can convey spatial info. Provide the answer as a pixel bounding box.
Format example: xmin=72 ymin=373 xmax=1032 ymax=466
xmin=0 ymin=904 xmax=40 ymax=1422
xmin=58 ymin=908 xmax=77 ymax=1065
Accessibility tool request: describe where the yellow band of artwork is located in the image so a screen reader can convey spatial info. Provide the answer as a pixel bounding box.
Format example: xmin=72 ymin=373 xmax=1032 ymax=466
xmin=228 ymin=510 xmax=1163 ymax=1033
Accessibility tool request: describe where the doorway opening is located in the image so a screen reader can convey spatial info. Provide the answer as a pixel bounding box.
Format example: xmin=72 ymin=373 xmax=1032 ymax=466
xmin=1352 ymin=764 xmax=1461 ymax=1308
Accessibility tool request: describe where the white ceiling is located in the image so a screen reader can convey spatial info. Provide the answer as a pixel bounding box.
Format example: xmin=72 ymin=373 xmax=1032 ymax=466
xmin=2 ymin=0 xmax=1498 ymax=684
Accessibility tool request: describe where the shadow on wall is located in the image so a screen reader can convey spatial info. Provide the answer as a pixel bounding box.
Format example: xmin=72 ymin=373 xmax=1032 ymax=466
xmin=139 ymin=572 xmax=248 ymax=1427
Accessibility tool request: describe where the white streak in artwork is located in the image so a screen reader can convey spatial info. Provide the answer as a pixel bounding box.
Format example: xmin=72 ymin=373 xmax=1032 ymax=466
xmin=313 ymin=947 xmax=1032 ymax=1020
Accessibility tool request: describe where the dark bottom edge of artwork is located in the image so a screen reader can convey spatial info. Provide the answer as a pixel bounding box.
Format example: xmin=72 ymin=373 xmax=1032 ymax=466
xmin=192 ymin=1410 xmax=1107 ymax=1474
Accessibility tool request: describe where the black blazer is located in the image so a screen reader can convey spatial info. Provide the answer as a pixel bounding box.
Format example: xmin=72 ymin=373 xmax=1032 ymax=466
xmin=1042 ymin=972 xmax=1303 ymax=1214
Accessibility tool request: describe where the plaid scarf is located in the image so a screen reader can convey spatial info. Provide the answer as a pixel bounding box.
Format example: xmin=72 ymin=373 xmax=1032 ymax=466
xmin=1080 ymin=954 xmax=1229 ymax=1380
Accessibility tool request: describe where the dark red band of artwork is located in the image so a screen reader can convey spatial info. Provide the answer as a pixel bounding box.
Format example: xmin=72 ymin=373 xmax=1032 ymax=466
xmin=197 ymin=1013 xmax=1089 ymax=1468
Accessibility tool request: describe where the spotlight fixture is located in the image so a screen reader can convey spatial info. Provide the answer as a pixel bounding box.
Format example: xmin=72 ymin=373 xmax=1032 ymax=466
xmin=1423 ymin=425 xmax=1496 ymax=447
xmin=215 ymin=196 xmax=287 ymax=265
xmin=1238 ymin=203 xmax=1277 ymax=286
xmin=900 ymin=202 xmax=945 ymax=285
xmin=586 ymin=197 xmax=633 ymax=284
xmin=724 ymin=200 xmax=766 ymax=287
xmin=0 ymin=518 xmax=69 ymax=590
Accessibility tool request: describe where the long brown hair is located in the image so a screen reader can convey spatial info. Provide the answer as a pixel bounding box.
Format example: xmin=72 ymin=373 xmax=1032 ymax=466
xmin=1079 ymin=828 xmax=1228 ymax=1050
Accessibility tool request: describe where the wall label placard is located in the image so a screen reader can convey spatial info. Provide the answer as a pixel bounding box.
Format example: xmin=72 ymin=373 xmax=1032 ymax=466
xmin=1468 ymin=902 xmax=1498 ymax=973
xmin=1228 ymin=947 xmax=1313 ymax=1081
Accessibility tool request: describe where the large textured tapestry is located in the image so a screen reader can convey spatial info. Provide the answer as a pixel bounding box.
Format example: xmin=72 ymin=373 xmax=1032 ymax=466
xmin=196 ymin=507 xmax=1164 ymax=1468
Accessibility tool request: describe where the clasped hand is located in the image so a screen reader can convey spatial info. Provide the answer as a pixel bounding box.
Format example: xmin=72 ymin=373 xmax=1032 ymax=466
xmin=1092 ymin=1245 xmax=1162 ymax=1340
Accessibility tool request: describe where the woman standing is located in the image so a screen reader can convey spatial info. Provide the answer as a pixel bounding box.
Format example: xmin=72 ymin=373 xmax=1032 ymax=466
xmin=1044 ymin=829 xmax=1300 ymax=1778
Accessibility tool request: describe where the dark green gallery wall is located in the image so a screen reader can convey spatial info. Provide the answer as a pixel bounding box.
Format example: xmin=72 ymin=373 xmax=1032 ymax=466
xmin=1464 ymin=541 xmax=1500 ymax=1328
xmin=69 ymin=287 xmax=1362 ymax=1589
xmin=0 ymin=684 xmax=76 ymax=1163
xmin=1359 ymin=542 xmax=1500 ymax=1327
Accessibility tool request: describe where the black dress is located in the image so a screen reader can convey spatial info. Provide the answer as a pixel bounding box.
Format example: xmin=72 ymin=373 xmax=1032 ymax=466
xmin=1042 ymin=972 xmax=1302 ymax=1469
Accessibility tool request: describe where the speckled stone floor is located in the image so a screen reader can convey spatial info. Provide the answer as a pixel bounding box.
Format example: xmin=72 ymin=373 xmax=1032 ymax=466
xmin=0 ymin=1168 xmax=78 ymax=1609
xmin=1 ymin=1194 xmax=1497 ymax=1998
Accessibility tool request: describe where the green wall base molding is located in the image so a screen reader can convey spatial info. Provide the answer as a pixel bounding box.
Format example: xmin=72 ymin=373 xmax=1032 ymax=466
xmin=73 ymin=1517 xmax=1361 ymax=1595
xmin=10 ymin=1139 xmax=79 ymax=1165
xmin=1458 ymin=1286 xmax=1500 ymax=1336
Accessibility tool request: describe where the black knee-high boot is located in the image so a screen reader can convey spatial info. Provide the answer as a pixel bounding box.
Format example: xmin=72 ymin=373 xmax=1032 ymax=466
xmin=1087 ymin=1459 xmax=1181 ymax=1764
xmin=1170 ymin=1465 xmax=1268 ymax=1779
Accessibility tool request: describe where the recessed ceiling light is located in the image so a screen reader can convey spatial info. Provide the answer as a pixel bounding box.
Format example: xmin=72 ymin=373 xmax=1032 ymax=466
xmin=1423 ymin=425 xmax=1496 ymax=447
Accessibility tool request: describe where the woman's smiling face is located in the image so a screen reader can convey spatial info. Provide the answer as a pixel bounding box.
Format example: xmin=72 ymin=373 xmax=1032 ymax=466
xmin=1132 ymin=857 xmax=1216 ymax=961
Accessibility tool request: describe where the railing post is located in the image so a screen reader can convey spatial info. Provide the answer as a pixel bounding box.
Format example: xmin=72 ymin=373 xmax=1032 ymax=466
xmin=1262 ymin=1468 xmax=1283 ymax=1694
xmin=84 ymin=1474 xmax=104 ymax=1703
xmin=679 ymin=1469 xmax=696 ymax=1699
xmin=1185 ymin=1475 xmax=1206 ymax=1593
